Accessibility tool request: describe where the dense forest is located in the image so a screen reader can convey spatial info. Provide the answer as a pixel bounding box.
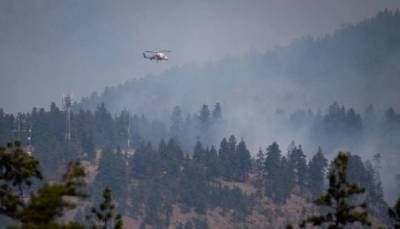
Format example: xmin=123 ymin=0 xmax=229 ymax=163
xmin=1 ymin=101 xmax=400 ymax=186
xmin=0 ymin=133 xmax=397 ymax=228
xmin=0 ymin=101 xmax=399 ymax=228
xmin=1 ymin=9 xmax=400 ymax=229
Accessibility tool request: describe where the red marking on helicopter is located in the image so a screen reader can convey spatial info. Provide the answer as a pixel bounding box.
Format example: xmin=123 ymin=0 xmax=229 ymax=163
xmin=143 ymin=50 xmax=171 ymax=61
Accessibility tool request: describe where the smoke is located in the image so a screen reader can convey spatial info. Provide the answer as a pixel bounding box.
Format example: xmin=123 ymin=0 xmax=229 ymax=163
xmin=1 ymin=0 xmax=400 ymax=113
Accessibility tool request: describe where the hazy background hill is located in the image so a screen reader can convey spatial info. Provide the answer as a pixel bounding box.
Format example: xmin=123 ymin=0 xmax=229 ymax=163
xmin=2 ymin=0 xmax=400 ymax=113
xmin=79 ymin=10 xmax=400 ymax=116
xmin=78 ymin=10 xmax=400 ymax=148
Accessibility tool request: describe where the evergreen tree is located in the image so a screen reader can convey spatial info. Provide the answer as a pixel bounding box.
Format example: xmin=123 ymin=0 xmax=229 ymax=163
xmin=114 ymin=110 xmax=130 ymax=149
xmin=218 ymin=138 xmax=233 ymax=181
xmin=204 ymin=145 xmax=219 ymax=179
xmin=288 ymin=144 xmax=308 ymax=191
xmin=179 ymin=160 xmax=208 ymax=214
xmin=193 ymin=141 xmax=205 ymax=165
xmin=254 ymin=148 xmax=265 ymax=191
xmin=235 ymin=140 xmax=251 ymax=182
xmin=131 ymin=142 xmax=156 ymax=179
xmin=299 ymin=152 xmax=371 ymax=228
xmin=170 ymin=106 xmax=183 ymax=142
xmin=163 ymin=139 xmax=184 ymax=177
xmin=0 ymin=142 xmax=43 ymax=197
xmin=197 ymin=105 xmax=211 ymax=143
xmin=364 ymin=161 xmax=387 ymax=216
xmin=87 ymin=187 xmax=123 ymax=229
xmin=92 ymin=148 xmax=128 ymax=206
xmin=0 ymin=142 xmax=42 ymax=219
xmin=255 ymin=148 xmax=265 ymax=176
xmin=264 ymin=142 xmax=282 ymax=201
xmin=9 ymin=160 xmax=87 ymax=228
xmin=198 ymin=105 xmax=210 ymax=127
xmin=74 ymin=109 xmax=96 ymax=161
xmin=278 ymin=156 xmax=293 ymax=203
xmin=94 ymin=103 xmax=114 ymax=148
xmin=212 ymin=102 xmax=222 ymax=121
xmin=307 ymin=147 xmax=328 ymax=198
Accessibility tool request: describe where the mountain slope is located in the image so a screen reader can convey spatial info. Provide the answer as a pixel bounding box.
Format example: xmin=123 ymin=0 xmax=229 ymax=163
xmin=78 ymin=10 xmax=400 ymax=117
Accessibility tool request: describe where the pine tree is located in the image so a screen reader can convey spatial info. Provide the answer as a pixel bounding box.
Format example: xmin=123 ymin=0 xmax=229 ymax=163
xmin=114 ymin=110 xmax=130 ymax=149
xmin=264 ymin=141 xmax=282 ymax=201
xmin=218 ymin=138 xmax=232 ymax=181
xmin=288 ymin=144 xmax=308 ymax=191
xmin=193 ymin=141 xmax=205 ymax=165
xmin=299 ymin=152 xmax=371 ymax=229
xmin=170 ymin=106 xmax=183 ymax=142
xmin=14 ymin=161 xmax=87 ymax=228
xmin=308 ymin=147 xmax=328 ymax=198
xmin=198 ymin=105 xmax=210 ymax=127
xmin=205 ymin=145 xmax=219 ymax=179
xmin=92 ymin=148 xmax=128 ymax=206
xmin=144 ymin=182 xmax=163 ymax=227
xmin=253 ymin=148 xmax=265 ymax=192
xmin=212 ymin=103 xmax=222 ymax=121
xmin=235 ymin=140 xmax=251 ymax=182
xmin=87 ymin=187 xmax=123 ymax=229
xmin=164 ymin=139 xmax=184 ymax=177
xmin=94 ymin=103 xmax=114 ymax=148
xmin=277 ymin=156 xmax=293 ymax=203
xmin=255 ymin=148 xmax=265 ymax=176
xmin=0 ymin=141 xmax=42 ymax=218
xmin=364 ymin=161 xmax=387 ymax=216
xmin=179 ymin=160 xmax=208 ymax=214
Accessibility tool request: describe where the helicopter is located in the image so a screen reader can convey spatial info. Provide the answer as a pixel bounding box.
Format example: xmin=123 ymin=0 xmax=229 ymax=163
xmin=143 ymin=50 xmax=171 ymax=61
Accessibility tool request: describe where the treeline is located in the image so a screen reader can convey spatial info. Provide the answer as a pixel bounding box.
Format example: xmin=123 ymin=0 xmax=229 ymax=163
xmin=0 ymin=102 xmax=224 ymax=178
xmin=282 ymin=102 xmax=400 ymax=152
xmin=92 ymin=135 xmax=388 ymax=228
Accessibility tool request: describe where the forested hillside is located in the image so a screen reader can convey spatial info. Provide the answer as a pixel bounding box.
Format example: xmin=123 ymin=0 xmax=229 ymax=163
xmin=74 ymin=10 xmax=400 ymax=204
xmin=1 ymin=101 xmax=399 ymax=227
xmin=79 ymin=10 xmax=400 ymax=115
xmin=1 ymin=9 xmax=400 ymax=229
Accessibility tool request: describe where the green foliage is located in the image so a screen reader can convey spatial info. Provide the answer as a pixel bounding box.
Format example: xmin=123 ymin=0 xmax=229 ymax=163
xmin=92 ymin=148 xmax=128 ymax=207
xmin=299 ymin=152 xmax=371 ymax=229
xmin=288 ymin=144 xmax=308 ymax=191
xmin=0 ymin=142 xmax=42 ymax=218
xmin=129 ymin=137 xmax=253 ymax=226
xmin=87 ymin=187 xmax=123 ymax=229
xmin=264 ymin=141 xmax=292 ymax=203
xmin=218 ymin=138 xmax=232 ymax=180
xmin=0 ymin=142 xmax=87 ymax=229
xmin=307 ymin=147 xmax=328 ymax=198
xmin=170 ymin=106 xmax=183 ymax=142
xmin=312 ymin=103 xmax=363 ymax=152
xmin=179 ymin=160 xmax=208 ymax=214
xmin=235 ymin=140 xmax=251 ymax=182
xmin=0 ymin=142 xmax=43 ymax=196
xmin=15 ymin=161 xmax=86 ymax=228
xmin=205 ymin=146 xmax=219 ymax=179
xmin=218 ymin=136 xmax=251 ymax=182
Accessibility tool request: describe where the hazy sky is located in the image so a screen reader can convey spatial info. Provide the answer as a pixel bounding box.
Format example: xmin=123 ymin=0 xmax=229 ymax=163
xmin=1 ymin=0 xmax=399 ymax=113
